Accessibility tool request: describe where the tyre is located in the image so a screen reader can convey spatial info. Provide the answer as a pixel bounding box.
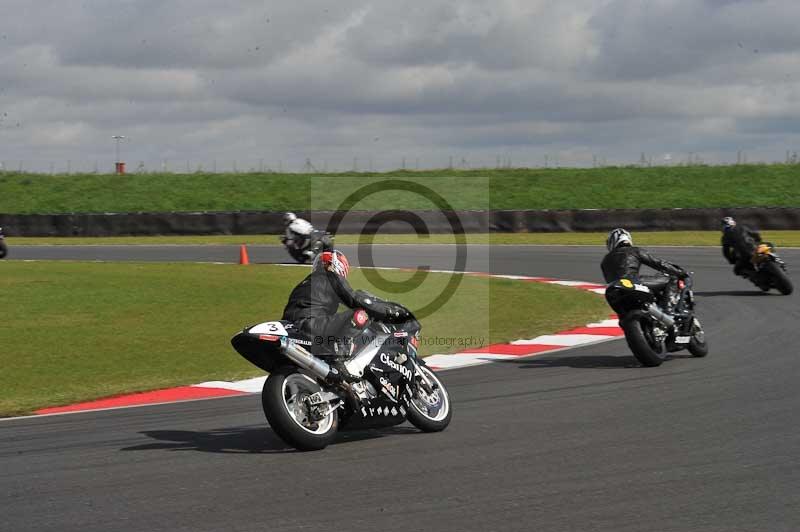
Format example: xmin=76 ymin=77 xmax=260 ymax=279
xmin=622 ymin=317 xmax=667 ymax=367
xmin=288 ymin=248 xmax=308 ymax=264
xmin=407 ymin=365 xmax=452 ymax=432
xmin=261 ymin=366 xmax=338 ymax=451
xmin=0 ymin=241 xmax=7 ymax=259
xmin=687 ymin=317 xmax=709 ymax=358
xmin=764 ymin=262 xmax=793 ymax=295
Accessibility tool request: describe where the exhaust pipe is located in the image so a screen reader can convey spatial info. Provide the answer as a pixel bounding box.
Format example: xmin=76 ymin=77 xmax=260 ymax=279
xmin=280 ymin=337 xmax=340 ymax=381
xmin=646 ymin=303 xmax=675 ymax=328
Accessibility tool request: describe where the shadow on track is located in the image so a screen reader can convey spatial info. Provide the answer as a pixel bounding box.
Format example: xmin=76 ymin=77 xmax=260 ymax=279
xmin=498 ymin=355 xmax=639 ymax=369
xmin=498 ymin=353 xmax=698 ymax=370
xmin=694 ymin=290 xmax=768 ymax=297
xmin=119 ymin=424 xmax=418 ymax=454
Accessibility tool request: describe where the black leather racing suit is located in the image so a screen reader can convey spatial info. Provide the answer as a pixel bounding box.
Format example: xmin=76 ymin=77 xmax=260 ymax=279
xmin=722 ymin=225 xmax=762 ymax=276
xmin=282 ymin=269 xmax=406 ymax=356
xmin=601 ymin=245 xmax=687 ymax=309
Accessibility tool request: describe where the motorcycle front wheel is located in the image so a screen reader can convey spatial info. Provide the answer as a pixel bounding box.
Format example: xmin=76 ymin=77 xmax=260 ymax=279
xmin=407 ymin=365 xmax=452 ymax=432
xmin=262 ymin=366 xmax=338 ymax=451
xmin=763 ymin=262 xmax=793 ymax=295
xmin=0 ymin=241 xmax=7 ymax=259
xmin=687 ymin=317 xmax=709 ymax=357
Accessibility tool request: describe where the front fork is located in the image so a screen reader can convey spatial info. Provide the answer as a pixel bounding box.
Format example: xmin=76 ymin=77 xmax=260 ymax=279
xmin=410 ymin=358 xmax=435 ymax=395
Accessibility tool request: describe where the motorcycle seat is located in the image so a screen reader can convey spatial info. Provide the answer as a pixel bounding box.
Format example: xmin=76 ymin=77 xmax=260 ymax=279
xmin=639 ymin=276 xmax=670 ymax=292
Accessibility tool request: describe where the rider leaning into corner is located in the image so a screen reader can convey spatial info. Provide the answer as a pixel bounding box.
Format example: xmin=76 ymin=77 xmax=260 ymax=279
xmin=0 ymin=226 xmax=7 ymax=259
xmin=282 ymin=212 xmax=331 ymax=259
xmin=601 ymin=228 xmax=689 ymax=312
xmin=721 ymin=216 xmax=763 ymax=277
xmin=282 ymin=249 xmax=409 ymax=375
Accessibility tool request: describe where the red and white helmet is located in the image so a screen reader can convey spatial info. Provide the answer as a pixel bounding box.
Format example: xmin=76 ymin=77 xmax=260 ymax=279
xmin=313 ymin=249 xmax=350 ymax=278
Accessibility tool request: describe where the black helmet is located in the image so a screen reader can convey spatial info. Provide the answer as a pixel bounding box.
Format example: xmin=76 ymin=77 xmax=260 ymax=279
xmin=721 ymin=216 xmax=736 ymax=230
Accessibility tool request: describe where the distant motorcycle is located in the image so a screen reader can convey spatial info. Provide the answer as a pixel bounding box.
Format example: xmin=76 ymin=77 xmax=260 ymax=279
xmin=606 ymin=273 xmax=708 ymax=367
xmin=742 ymin=243 xmax=793 ymax=295
xmin=0 ymin=227 xmax=7 ymax=259
xmin=231 ymin=299 xmax=451 ymax=451
xmin=281 ymin=230 xmax=332 ymax=264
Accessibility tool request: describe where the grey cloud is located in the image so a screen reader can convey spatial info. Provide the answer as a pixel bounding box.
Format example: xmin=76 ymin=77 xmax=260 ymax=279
xmin=343 ymin=1 xmax=597 ymax=71
xmin=1 ymin=0 xmax=800 ymax=172
xmin=588 ymin=0 xmax=800 ymax=80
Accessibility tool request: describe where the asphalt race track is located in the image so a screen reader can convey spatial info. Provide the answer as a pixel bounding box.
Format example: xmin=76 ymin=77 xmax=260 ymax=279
xmin=2 ymin=245 xmax=799 ymax=532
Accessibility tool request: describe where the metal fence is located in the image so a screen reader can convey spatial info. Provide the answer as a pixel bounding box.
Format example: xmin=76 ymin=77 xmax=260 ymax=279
xmin=1 ymin=151 xmax=800 ymax=175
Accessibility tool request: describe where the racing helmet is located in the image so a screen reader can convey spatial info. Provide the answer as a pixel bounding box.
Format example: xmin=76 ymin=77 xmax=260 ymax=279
xmin=313 ymin=249 xmax=350 ymax=278
xmin=721 ymin=216 xmax=736 ymax=230
xmin=606 ymin=228 xmax=633 ymax=251
xmin=283 ymin=212 xmax=297 ymax=225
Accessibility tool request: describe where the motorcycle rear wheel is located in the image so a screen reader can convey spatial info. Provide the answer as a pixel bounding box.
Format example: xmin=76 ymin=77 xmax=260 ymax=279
xmin=262 ymin=366 xmax=338 ymax=451
xmin=407 ymin=365 xmax=452 ymax=432
xmin=622 ymin=317 xmax=667 ymax=367
xmin=764 ymin=262 xmax=793 ymax=295
xmin=0 ymin=241 xmax=7 ymax=259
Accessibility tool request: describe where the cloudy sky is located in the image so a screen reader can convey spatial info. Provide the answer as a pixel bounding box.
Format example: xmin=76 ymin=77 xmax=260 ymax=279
xmin=1 ymin=0 xmax=799 ymax=172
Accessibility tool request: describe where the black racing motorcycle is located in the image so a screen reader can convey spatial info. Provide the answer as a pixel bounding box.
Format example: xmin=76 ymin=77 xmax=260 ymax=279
xmin=231 ymin=302 xmax=452 ymax=451
xmin=281 ymin=230 xmax=332 ymax=264
xmin=0 ymin=227 xmax=7 ymax=259
xmin=605 ymin=274 xmax=708 ymax=367
xmin=741 ymin=243 xmax=793 ymax=295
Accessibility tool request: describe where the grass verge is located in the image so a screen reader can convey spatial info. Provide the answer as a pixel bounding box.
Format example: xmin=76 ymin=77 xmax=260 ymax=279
xmin=0 ymin=261 xmax=608 ymax=416
xmin=1 ymin=164 xmax=798 ymax=213
xmin=5 ymin=230 xmax=800 ymax=247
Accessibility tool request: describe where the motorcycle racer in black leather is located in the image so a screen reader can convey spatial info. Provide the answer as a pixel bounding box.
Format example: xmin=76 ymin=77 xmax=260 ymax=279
xmin=282 ymin=250 xmax=409 ymax=358
xmin=601 ymin=228 xmax=688 ymax=311
xmin=721 ymin=216 xmax=763 ymax=277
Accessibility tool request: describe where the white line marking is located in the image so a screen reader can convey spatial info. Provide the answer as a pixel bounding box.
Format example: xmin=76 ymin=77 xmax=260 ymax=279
xmin=194 ymin=376 xmax=267 ymax=393
xmin=512 ymin=334 xmax=619 ymax=346
xmin=423 ymin=353 xmax=520 ymax=368
xmin=586 ymin=319 xmax=621 ymax=328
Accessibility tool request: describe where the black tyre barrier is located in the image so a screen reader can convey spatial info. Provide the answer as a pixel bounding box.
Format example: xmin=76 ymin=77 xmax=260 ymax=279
xmin=1 ymin=207 xmax=799 ymax=236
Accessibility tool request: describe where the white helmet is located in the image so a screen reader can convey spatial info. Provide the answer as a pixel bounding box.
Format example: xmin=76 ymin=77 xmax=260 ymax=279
xmin=721 ymin=216 xmax=736 ymax=230
xmin=283 ymin=212 xmax=297 ymax=225
xmin=606 ymin=228 xmax=633 ymax=251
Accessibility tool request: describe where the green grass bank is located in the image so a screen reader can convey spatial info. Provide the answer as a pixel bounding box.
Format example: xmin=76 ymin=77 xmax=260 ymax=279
xmin=1 ymin=164 xmax=798 ymax=214
xmin=0 ymin=261 xmax=609 ymax=416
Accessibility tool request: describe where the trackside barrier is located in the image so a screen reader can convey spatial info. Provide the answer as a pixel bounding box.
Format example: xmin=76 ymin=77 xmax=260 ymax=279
xmin=1 ymin=207 xmax=799 ymax=236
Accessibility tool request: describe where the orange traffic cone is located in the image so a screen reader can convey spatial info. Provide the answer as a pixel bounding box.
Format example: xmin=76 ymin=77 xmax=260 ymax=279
xmin=239 ymin=244 xmax=250 ymax=265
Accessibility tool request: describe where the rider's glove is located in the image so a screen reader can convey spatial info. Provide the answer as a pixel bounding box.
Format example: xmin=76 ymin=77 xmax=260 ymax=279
xmin=354 ymin=290 xmax=409 ymax=322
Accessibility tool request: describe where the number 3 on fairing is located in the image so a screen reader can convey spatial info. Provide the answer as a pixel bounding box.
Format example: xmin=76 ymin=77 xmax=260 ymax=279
xmin=249 ymin=321 xmax=288 ymax=336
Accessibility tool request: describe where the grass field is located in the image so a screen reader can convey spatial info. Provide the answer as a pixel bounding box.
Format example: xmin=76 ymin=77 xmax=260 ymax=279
xmin=0 ymin=261 xmax=609 ymax=416
xmin=0 ymin=164 xmax=798 ymax=214
xmin=6 ymin=230 xmax=800 ymax=247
